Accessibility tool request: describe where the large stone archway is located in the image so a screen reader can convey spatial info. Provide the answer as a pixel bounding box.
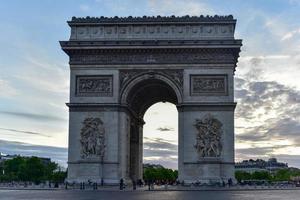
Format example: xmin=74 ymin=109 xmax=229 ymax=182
xmin=60 ymin=15 xmax=242 ymax=184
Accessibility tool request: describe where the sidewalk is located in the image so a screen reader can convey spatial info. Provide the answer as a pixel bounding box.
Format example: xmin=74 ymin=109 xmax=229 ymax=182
xmin=0 ymin=185 xmax=299 ymax=192
xmin=149 ymin=185 xmax=300 ymax=191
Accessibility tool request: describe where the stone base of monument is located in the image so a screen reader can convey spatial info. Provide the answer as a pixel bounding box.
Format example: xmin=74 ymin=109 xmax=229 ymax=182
xmin=183 ymin=177 xmax=237 ymax=186
xmin=66 ymin=178 xmax=119 ymax=185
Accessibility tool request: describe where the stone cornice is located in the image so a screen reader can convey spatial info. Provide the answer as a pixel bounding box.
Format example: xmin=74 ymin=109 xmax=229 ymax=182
xmin=66 ymin=103 xmax=145 ymax=124
xmin=60 ymin=39 xmax=242 ymax=49
xmin=66 ymin=15 xmax=238 ymax=41
xmin=177 ymin=102 xmax=237 ymax=111
xmin=68 ymin=15 xmax=236 ymax=25
xmin=60 ymin=15 xmax=242 ymax=70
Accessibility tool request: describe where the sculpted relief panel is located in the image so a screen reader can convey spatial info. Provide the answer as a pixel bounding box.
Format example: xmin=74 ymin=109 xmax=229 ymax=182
xmin=80 ymin=118 xmax=105 ymax=159
xmin=190 ymin=75 xmax=227 ymax=96
xmin=76 ymin=75 xmax=113 ymax=96
xmin=194 ymin=114 xmax=223 ymax=158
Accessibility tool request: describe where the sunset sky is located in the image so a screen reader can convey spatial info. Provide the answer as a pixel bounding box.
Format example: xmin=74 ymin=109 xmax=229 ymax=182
xmin=0 ymin=0 xmax=300 ymax=169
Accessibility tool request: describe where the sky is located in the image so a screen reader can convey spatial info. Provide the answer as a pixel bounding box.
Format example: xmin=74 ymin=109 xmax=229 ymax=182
xmin=0 ymin=0 xmax=300 ymax=169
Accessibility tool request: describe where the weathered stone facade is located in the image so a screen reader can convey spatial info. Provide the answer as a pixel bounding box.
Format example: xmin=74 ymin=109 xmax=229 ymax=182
xmin=60 ymin=15 xmax=242 ymax=184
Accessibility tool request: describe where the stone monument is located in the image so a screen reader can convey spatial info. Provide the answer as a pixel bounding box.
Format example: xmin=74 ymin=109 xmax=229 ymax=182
xmin=60 ymin=15 xmax=242 ymax=184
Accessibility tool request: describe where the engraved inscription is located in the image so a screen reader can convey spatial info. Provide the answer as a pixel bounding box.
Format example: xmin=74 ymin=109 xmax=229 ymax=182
xmin=190 ymin=75 xmax=227 ymax=95
xmin=76 ymin=76 xmax=113 ymax=96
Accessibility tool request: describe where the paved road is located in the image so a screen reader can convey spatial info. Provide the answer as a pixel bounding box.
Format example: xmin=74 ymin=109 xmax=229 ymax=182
xmin=1 ymin=189 xmax=300 ymax=200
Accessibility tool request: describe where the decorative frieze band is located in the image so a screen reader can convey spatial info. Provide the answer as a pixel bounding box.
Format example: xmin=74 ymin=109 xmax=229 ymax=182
xmin=70 ymin=24 xmax=234 ymax=40
xmin=69 ymin=49 xmax=236 ymax=65
xmin=190 ymin=75 xmax=227 ymax=96
xmin=76 ymin=75 xmax=113 ymax=96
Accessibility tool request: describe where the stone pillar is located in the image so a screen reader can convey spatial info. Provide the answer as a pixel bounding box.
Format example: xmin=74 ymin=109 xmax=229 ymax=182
xmin=178 ymin=106 xmax=235 ymax=184
xmin=138 ymin=125 xmax=144 ymax=180
xmin=66 ymin=109 xmax=120 ymax=184
xmin=118 ymin=111 xmax=131 ymax=182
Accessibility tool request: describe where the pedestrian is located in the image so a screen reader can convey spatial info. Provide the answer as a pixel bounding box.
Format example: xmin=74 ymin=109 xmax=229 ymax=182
xmin=148 ymin=180 xmax=151 ymax=191
xmin=132 ymin=180 xmax=136 ymax=190
xmin=228 ymin=178 xmax=232 ymax=187
xmin=120 ymin=178 xmax=124 ymax=190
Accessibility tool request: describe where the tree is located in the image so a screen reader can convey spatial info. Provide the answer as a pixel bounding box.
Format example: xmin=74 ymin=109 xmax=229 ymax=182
xmin=143 ymin=165 xmax=178 ymax=183
xmin=252 ymin=171 xmax=271 ymax=180
xmin=0 ymin=156 xmax=67 ymax=184
xmin=235 ymin=171 xmax=252 ymax=182
xmin=273 ymin=169 xmax=291 ymax=181
xmin=3 ymin=156 xmax=26 ymax=181
xmin=22 ymin=157 xmax=45 ymax=184
xmin=51 ymin=171 xmax=67 ymax=183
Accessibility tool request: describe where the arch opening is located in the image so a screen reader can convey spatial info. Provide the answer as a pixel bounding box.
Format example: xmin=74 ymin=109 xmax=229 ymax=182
xmin=123 ymin=76 xmax=180 ymax=181
xmin=123 ymin=76 xmax=180 ymax=117
xmin=143 ymin=102 xmax=178 ymax=170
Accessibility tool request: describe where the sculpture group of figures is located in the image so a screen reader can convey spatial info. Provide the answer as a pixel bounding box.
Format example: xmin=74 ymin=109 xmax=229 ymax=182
xmin=80 ymin=117 xmax=105 ymax=159
xmin=194 ymin=114 xmax=223 ymax=158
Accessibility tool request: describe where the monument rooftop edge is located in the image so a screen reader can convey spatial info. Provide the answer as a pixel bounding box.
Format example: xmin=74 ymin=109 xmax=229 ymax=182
xmin=68 ymin=15 xmax=236 ymax=24
xmin=66 ymin=15 xmax=240 ymax=41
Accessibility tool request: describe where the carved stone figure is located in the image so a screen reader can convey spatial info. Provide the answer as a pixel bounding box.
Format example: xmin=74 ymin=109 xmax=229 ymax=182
xmin=194 ymin=114 xmax=223 ymax=158
xmin=80 ymin=118 xmax=105 ymax=159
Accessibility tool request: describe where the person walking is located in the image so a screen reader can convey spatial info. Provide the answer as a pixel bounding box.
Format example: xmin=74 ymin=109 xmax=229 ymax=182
xmin=120 ymin=178 xmax=124 ymax=190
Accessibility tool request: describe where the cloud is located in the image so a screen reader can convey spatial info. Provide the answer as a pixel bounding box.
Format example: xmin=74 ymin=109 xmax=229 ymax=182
xmin=0 ymin=111 xmax=67 ymax=122
xmin=0 ymin=139 xmax=67 ymax=167
xmin=0 ymin=78 xmax=18 ymax=98
xmin=156 ymin=126 xmax=174 ymax=132
xmin=79 ymin=4 xmax=90 ymax=12
xmin=143 ymin=137 xmax=177 ymax=168
xmin=147 ymin=0 xmax=214 ymax=16
xmin=281 ymin=28 xmax=300 ymax=41
xmin=0 ymin=127 xmax=50 ymax=137
xmin=274 ymin=154 xmax=300 ymax=168
xmin=144 ymin=137 xmax=177 ymax=151
xmin=234 ymin=63 xmax=300 ymax=162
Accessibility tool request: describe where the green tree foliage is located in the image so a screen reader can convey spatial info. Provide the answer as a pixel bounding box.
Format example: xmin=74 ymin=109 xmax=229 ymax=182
xmin=0 ymin=156 xmax=67 ymax=184
xmin=273 ymin=169 xmax=300 ymax=181
xmin=51 ymin=171 xmax=67 ymax=183
xmin=235 ymin=168 xmax=300 ymax=182
xmin=235 ymin=171 xmax=252 ymax=182
xmin=252 ymin=171 xmax=271 ymax=180
xmin=143 ymin=165 xmax=178 ymax=182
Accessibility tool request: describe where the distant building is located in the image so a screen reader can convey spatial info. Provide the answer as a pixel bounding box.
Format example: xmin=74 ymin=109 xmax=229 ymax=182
xmin=143 ymin=163 xmax=164 ymax=169
xmin=0 ymin=153 xmax=16 ymax=164
xmin=235 ymin=158 xmax=288 ymax=173
xmin=0 ymin=152 xmax=51 ymax=165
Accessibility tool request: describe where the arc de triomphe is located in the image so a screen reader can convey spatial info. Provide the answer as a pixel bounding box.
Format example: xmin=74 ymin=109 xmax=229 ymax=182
xmin=60 ymin=15 xmax=242 ymax=184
